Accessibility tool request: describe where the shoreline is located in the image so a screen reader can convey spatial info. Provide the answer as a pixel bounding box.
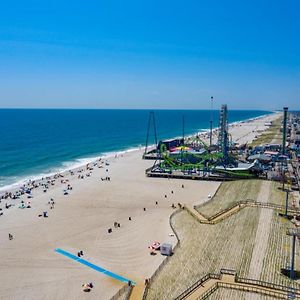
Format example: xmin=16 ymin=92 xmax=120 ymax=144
xmin=0 ymin=111 xmax=281 ymax=300
xmin=0 ymin=111 xmax=276 ymax=195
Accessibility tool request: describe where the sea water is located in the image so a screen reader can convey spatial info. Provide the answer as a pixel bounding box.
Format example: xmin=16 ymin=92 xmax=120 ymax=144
xmin=0 ymin=109 xmax=272 ymax=190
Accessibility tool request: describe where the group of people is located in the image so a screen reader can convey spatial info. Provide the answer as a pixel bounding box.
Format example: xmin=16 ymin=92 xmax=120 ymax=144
xmin=108 ymin=221 xmax=121 ymax=233
xmin=100 ymin=176 xmax=110 ymax=181
xmin=48 ymin=198 xmax=55 ymax=209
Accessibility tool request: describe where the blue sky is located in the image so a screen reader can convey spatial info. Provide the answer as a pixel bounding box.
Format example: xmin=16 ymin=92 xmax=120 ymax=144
xmin=0 ymin=0 xmax=299 ymax=110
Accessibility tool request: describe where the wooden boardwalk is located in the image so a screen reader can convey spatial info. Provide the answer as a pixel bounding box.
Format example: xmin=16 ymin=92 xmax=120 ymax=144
xmin=176 ymin=270 xmax=300 ymax=300
xmin=185 ymin=200 xmax=300 ymax=225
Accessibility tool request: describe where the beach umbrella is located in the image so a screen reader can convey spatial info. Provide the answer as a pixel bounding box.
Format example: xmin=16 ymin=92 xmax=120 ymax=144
xmin=151 ymin=241 xmax=161 ymax=250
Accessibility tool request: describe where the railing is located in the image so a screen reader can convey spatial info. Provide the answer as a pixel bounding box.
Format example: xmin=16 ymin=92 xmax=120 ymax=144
xmin=192 ymin=199 xmax=251 ymax=224
xmin=218 ymin=282 xmax=286 ymax=299
xmin=197 ymin=283 xmax=218 ymax=300
xmin=190 ymin=198 xmax=300 ymax=225
xmin=208 ymin=200 xmax=300 ymax=221
xmin=207 ymin=204 xmax=239 ymax=221
xmin=186 ymin=204 xmax=243 ymax=225
xmin=174 ymin=273 xmax=221 ymax=300
xmin=243 ymin=201 xmax=300 ymax=212
xmin=235 ymin=276 xmax=299 ymax=295
xmin=174 ymin=270 xmax=300 ymax=300
xmin=220 ymin=268 xmax=236 ymax=276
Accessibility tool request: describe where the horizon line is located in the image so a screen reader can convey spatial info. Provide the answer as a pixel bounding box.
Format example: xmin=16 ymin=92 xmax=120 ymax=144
xmin=0 ymin=107 xmax=278 ymax=111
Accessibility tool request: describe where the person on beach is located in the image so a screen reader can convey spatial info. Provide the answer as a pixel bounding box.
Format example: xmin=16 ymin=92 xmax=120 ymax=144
xmin=82 ymin=282 xmax=93 ymax=292
xmin=50 ymin=200 xmax=55 ymax=209
xmin=9 ymin=233 xmax=13 ymax=240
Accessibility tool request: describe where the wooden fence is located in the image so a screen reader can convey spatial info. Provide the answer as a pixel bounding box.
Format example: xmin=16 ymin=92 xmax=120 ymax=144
xmin=174 ymin=271 xmax=300 ymax=300
xmin=174 ymin=274 xmax=221 ymax=300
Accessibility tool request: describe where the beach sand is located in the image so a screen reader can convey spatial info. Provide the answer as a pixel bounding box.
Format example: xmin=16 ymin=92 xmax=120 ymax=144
xmin=0 ymin=113 xmax=279 ymax=300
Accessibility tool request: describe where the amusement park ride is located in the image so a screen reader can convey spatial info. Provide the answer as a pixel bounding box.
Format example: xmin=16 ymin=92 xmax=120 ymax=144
xmin=144 ymin=104 xmax=261 ymax=180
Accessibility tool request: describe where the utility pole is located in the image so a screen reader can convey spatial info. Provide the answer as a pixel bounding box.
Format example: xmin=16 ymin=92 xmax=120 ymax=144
xmin=282 ymin=161 xmax=285 ymax=191
xmin=287 ymin=228 xmax=300 ymax=280
xmin=281 ymin=107 xmax=288 ymax=190
xmin=285 ymin=189 xmax=289 ymax=217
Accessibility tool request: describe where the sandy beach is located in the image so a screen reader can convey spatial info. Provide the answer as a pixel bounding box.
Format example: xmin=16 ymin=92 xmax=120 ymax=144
xmin=0 ymin=112 xmax=279 ymax=300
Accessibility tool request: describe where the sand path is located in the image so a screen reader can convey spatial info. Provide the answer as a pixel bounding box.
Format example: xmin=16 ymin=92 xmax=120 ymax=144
xmin=248 ymin=181 xmax=272 ymax=278
xmin=246 ymin=181 xmax=272 ymax=300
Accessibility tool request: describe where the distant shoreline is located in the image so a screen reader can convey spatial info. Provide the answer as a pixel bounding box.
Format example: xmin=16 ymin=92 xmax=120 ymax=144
xmin=0 ymin=111 xmax=276 ymax=194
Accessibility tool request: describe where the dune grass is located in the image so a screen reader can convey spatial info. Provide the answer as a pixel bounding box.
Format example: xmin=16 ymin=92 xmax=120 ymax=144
xmin=145 ymin=180 xmax=300 ymax=300
xmin=195 ymin=179 xmax=263 ymax=218
xmin=145 ymin=207 xmax=261 ymax=299
xmin=259 ymin=182 xmax=299 ymax=289
xmin=249 ymin=117 xmax=282 ymax=147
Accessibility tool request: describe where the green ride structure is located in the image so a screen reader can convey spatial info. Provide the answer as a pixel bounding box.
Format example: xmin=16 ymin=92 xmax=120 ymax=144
xmin=156 ymin=141 xmax=258 ymax=179
xmin=145 ymin=105 xmax=262 ymax=180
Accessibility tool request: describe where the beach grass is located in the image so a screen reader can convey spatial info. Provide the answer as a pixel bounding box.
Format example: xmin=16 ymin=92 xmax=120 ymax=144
xmin=145 ymin=207 xmax=261 ymax=299
xmin=195 ymin=179 xmax=263 ymax=217
xmin=145 ymin=180 xmax=300 ymax=299
xmin=258 ymin=210 xmax=297 ymax=288
xmin=249 ymin=117 xmax=282 ymax=146
xmin=259 ymin=182 xmax=299 ymax=289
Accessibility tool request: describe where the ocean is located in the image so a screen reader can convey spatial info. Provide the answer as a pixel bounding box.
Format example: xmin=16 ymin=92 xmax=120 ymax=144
xmin=0 ymin=109 xmax=272 ymax=190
